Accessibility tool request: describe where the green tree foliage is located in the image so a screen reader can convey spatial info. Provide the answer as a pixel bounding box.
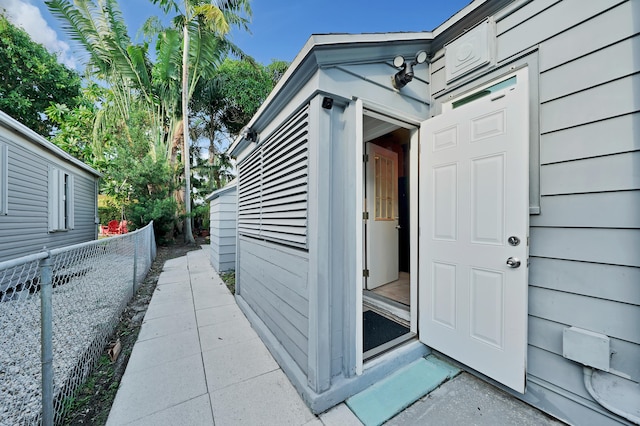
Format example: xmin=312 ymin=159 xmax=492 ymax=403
xmin=44 ymin=0 xmax=278 ymax=241
xmin=45 ymin=0 xmax=163 ymax=154
xmin=207 ymin=58 xmax=275 ymax=135
xmin=45 ymin=0 xmax=185 ymax=239
xmin=150 ymin=0 xmax=252 ymax=243
xmin=124 ymin=156 xmax=178 ymax=243
xmin=190 ymin=58 xmax=288 ymax=196
xmin=45 ymin=84 xmax=104 ymax=167
xmin=0 ymin=14 xmax=81 ymax=136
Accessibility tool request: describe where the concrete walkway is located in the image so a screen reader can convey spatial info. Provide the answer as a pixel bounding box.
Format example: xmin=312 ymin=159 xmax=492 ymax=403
xmin=107 ymin=247 xmax=563 ymax=426
xmin=106 ymin=248 xmax=362 ymax=426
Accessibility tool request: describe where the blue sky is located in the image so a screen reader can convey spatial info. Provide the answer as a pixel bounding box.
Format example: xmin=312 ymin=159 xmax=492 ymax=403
xmin=1 ymin=0 xmax=471 ymax=68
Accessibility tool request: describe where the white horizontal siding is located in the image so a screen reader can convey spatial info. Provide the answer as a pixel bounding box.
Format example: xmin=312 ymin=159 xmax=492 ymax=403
xmin=209 ymin=189 xmax=237 ymax=272
xmin=530 ymin=257 xmax=640 ymax=306
xmin=528 ymin=316 xmax=640 ymax=382
xmin=530 ymin=227 xmax=640 ymax=267
xmin=540 ymin=151 xmax=640 ymax=195
xmin=540 ymin=113 xmax=640 ymax=165
xmin=496 ymin=0 xmax=623 ymax=63
xmin=0 ymin=135 xmax=97 ymax=262
xmin=540 ymin=74 xmax=640 ymax=133
xmin=238 ymin=236 xmax=309 ymax=373
xmin=540 ymin=36 xmax=640 ymax=103
xmin=530 ymin=192 xmax=640 ymax=229
xmin=537 ymin=0 xmax=639 ymax=72
xmin=529 ymin=286 xmax=639 ymax=344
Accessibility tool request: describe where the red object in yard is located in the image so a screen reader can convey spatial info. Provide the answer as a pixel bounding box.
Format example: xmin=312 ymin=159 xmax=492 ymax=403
xmin=102 ymin=220 xmax=129 ymax=236
xmin=107 ymin=220 xmax=120 ymax=235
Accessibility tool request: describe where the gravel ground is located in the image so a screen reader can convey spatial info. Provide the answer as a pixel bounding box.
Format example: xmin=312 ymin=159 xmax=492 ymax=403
xmin=0 ymin=251 xmax=135 ymax=426
xmin=0 ymin=232 xmax=202 ymax=426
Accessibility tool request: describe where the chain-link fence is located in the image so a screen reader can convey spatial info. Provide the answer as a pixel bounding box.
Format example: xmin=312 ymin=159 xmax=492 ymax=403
xmin=0 ymin=222 xmax=156 ymax=425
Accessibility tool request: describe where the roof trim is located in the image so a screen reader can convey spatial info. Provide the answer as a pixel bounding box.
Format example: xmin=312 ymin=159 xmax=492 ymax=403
xmin=205 ymin=178 xmax=237 ymax=201
xmin=228 ymin=32 xmax=433 ymax=157
xmin=228 ymin=0 xmax=510 ymax=158
xmin=432 ymin=0 xmax=490 ymax=36
xmin=0 ymin=110 xmax=102 ymax=177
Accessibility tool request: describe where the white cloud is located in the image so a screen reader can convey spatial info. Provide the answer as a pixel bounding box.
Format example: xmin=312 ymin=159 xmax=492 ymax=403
xmin=0 ymin=0 xmax=77 ymax=69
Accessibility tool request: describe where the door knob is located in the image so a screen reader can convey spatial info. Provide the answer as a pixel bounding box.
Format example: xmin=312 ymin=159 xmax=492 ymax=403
xmin=506 ymin=257 xmax=521 ymax=268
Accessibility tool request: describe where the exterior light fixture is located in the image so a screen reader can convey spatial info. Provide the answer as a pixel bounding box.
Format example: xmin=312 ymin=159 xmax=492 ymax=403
xmin=245 ymin=128 xmax=257 ymax=142
xmin=392 ymin=50 xmax=428 ymax=90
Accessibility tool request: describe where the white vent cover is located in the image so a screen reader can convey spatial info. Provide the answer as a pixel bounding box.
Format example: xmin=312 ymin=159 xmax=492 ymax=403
xmin=563 ymin=326 xmax=610 ymax=371
xmin=445 ymin=19 xmax=495 ymax=83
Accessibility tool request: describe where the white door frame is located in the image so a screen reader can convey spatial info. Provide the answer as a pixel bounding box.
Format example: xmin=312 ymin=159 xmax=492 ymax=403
xmin=354 ymin=100 xmax=420 ymax=375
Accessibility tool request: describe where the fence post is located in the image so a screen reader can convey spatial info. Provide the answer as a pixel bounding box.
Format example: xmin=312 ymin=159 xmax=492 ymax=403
xmin=40 ymin=252 xmax=54 ymax=426
xmin=133 ymin=233 xmax=138 ymax=294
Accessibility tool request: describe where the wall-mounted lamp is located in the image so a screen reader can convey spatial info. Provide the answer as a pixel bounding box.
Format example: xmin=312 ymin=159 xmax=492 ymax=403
xmin=392 ymin=50 xmax=428 ymax=90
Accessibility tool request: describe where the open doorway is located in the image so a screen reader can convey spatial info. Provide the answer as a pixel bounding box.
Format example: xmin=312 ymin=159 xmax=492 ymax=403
xmin=362 ymin=114 xmax=415 ymax=359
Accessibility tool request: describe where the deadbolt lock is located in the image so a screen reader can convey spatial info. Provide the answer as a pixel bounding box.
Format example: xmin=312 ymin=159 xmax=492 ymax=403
xmin=508 ymin=236 xmax=520 ymax=246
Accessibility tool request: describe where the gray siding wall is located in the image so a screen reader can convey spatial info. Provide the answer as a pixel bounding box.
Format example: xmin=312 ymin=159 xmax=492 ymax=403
xmin=209 ymin=188 xmax=237 ymax=272
xmin=0 ymin=132 xmax=98 ymax=263
xmin=237 ymin=236 xmax=309 ymax=374
xmin=322 ymin=62 xmax=429 ymax=120
xmin=433 ymin=1 xmax=639 ymax=424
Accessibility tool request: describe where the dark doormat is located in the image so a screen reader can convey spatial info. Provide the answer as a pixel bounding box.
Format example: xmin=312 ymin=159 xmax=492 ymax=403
xmin=363 ymin=310 xmax=410 ymax=352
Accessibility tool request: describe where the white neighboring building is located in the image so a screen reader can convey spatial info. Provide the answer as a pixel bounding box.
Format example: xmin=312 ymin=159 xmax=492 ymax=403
xmin=205 ymin=180 xmax=237 ymax=273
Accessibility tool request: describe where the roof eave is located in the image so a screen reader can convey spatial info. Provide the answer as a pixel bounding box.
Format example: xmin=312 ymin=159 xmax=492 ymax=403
xmin=204 ymin=178 xmax=238 ymax=201
xmin=229 ymin=31 xmax=433 ymax=158
xmin=0 ymin=110 xmax=103 ymax=178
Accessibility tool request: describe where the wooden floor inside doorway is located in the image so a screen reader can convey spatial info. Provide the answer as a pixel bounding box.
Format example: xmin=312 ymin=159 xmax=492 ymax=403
xmin=371 ymin=272 xmax=410 ymax=306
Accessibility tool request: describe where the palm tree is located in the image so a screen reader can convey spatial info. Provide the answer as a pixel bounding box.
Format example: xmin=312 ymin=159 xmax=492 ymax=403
xmin=151 ymin=0 xmax=252 ymax=243
xmin=45 ymin=0 xmax=164 ymax=153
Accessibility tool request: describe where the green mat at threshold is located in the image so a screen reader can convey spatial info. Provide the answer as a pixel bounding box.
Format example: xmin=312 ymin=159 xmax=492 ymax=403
xmin=346 ymin=355 xmax=460 ymax=426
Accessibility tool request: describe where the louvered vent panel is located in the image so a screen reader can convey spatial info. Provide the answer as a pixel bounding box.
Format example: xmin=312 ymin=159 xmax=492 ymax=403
xmin=236 ymin=105 xmax=309 ymax=249
xmin=237 ymin=148 xmax=262 ymax=238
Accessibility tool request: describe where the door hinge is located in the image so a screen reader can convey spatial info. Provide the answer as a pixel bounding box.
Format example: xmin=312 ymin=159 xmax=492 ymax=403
xmin=363 ymin=211 xmax=369 ymax=221
xmin=363 ymin=154 xmax=369 ymax=163
xmin=363 ymin=269 xmax=370 ymax=278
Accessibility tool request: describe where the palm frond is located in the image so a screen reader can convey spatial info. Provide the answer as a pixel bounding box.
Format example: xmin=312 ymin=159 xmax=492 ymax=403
xmin=140 ymin=16 xmax=164 ymax=41
xmin=45 ymin=0 xmax=99 ymax=65
xmin=103 ymin=0 xmax=130 ymax=52
xmin=218 ymin=0 xmax=252 ymax=32
xmin=126 ymin=45 xmax=152 ymax=89
xmin=154 ymin=29 xmax=182 ymax=83
xmin=193 ymin=4 xmax=229 ymax=35
xmin=150 ymin=0 xmax=181 ymax=15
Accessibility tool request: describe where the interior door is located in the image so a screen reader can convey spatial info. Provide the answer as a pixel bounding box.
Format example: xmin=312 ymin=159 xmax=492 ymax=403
xmin=366 ymin=143 xmax=399 ymax=289
xmin=419 ymin=69 xmax=529 ymax=392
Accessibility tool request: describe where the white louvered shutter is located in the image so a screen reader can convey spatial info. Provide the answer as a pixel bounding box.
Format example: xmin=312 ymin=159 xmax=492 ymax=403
xmin=237 ymin=106 xmax=309 ymax=249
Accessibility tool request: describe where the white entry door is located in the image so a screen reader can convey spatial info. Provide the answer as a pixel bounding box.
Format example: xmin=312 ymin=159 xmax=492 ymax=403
xmin=366 ymin=143 xmax=399 ymax=289
xmin=419 ymin=69 xmax=529 ymax=393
